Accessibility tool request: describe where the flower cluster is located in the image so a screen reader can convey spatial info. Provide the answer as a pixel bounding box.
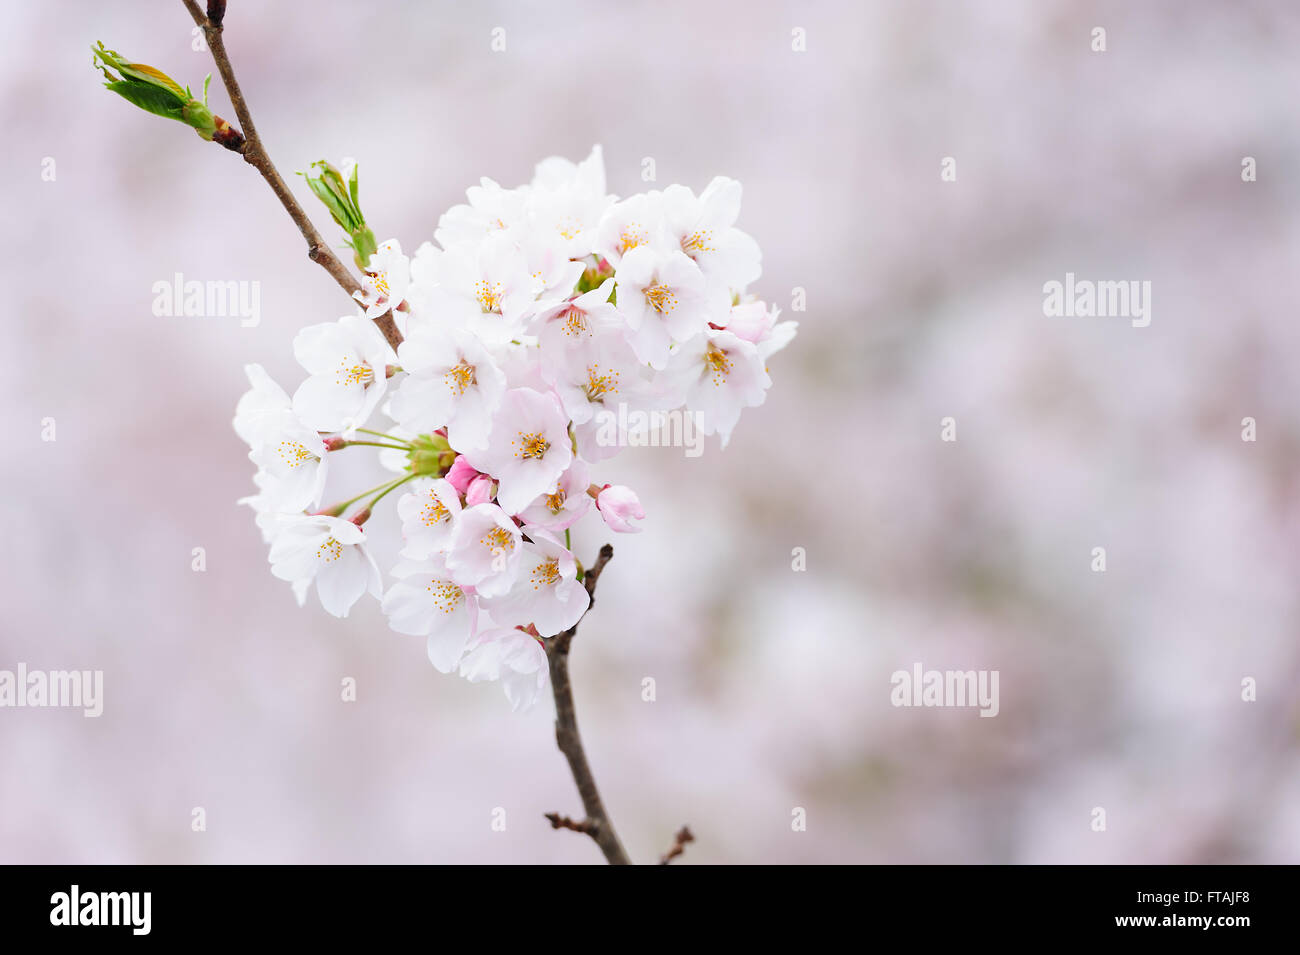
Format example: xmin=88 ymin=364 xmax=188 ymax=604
xmin=234 ymin=147 xmax=795 ymax=709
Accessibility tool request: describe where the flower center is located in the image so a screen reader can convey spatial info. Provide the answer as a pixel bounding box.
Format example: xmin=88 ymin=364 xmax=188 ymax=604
xmin=530 ymin=557 xmax=561 ymax=590
xmin=514 ymin=431 xmax=550 ymax=460
xmin=421 ymin=493 xmax=450 ymax=527
xmin=705 ymin=343 xmax=732 ymax=385
xmin=561 ymin=306 xmax=589 ymax=338
xmin=337 ymin=359 xmax=374 ymax=387
xmin=681 ymin=229 xmax=715 ymax=256
xmin=644 ymin=281 xmax=677 ymax=314
xmin=475 ymin=279 xmax=504 ymax=313
xmin=480 ymin=526 xmax=515 ymax=557
xmin=317 ymin=537 xmax=343 ymax=562
xmin=372 ymin=270 xmax=390 ymax=296
xmin=620 ymin=223 xmax=648 ymax=253
xmin=544 ymin=490 xmax=566 ymax=514
xmin=584 ymin=363 xmax=619 ymax=402
xmin=445 ymin=359 xmax=477 ymax=396
xmin=276 ymin=441 xmax=316 ymax=469
xmin=426 ymin=580 xmax=464 ymax=615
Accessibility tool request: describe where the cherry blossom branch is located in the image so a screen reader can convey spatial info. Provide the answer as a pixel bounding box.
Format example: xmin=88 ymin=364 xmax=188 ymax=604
xmin=543 ymin=544 xmax=631 ymax=865
xmin=659 ymin=825 xmax=695 ymax=865
xmin=180 ymin=0 xmax=402 ymax=351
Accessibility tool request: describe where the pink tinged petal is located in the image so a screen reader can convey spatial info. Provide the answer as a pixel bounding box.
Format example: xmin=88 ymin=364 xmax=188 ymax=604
xmin=596 ymin=485 xmax=645 ymax=533
xmin=445 ymin=456 xmax=482 ymax=495
xmin=627 ymin=317 xmax=673 ymax=370
xmin=465 ymin=474 xmax=494 ymax=506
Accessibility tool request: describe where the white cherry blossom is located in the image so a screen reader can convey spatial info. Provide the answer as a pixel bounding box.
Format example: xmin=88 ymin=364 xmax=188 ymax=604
xmin=463 ymin=387 xmax=573 ymax=514
xmin=445 ymin=502 xmax=523 ymax=599
xmin=247 ymin=410 xmax=329 ymax=512
xmin=381 ymin=559 xmax=479 ymax=672
xmin=396 ymin=477 xmax=462 ymax=561
xmin=661 ymin=177 xmax=761 ymax=293
xmin=354 ymin=238 xmax=410 ymax=320
xmin=390 ymin=323 xmax=506 ymax=450
xmin=291 ymin=314 xmax=393 ymax=435
xmin=268 ymin=514 xmax=382 ymax=617
xmin=459 ymin=625 xmax=550 ymax=712
xmin=516 ymin=459 xmax=591 ymax=532
xmin=667 ymin=329 xmax=771 ymax=446
xmin=481 ymin=531 xmax=589 ymax=637
xmin=614 ymin=247 xmax=717 ymax=369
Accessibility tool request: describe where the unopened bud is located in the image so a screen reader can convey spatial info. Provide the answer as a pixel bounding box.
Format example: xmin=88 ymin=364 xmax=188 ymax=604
xmin=299 ymin=160 xmax=378 ymax=271
xmin=406 ymin=432 xmax=453 ymax=477
xmin=91 ymin=42 xmax=243 ymax=151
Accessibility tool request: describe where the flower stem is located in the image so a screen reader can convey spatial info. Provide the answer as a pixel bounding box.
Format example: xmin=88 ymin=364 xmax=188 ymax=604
xmin=344 ymin=440 xmax=411 ymax=452
xmin=364 ymin=472 xmax=418 ymax=510
xmin=354 ymin=428 xmax=412 ymax=446
xmin=329 ymin=475 xmax=406 ymax=514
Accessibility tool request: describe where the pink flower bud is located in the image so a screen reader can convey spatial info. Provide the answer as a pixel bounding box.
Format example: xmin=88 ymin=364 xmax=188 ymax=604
xmin=595 ymin=484 xmax=645 ymax=533
xmin=465 ymin=474 xmax=495 ymax=507
xmin=445 ymin=456 xmax=482 ymax=495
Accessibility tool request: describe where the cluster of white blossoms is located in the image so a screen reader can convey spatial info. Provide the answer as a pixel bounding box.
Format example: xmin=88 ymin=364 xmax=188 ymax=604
xmin=233 ymin=146 xmax=795 ymax=710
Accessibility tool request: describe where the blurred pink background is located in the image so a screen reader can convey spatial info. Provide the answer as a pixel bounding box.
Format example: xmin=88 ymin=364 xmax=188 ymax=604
xmin=2 ymin=0 xmax=1298 ymax=863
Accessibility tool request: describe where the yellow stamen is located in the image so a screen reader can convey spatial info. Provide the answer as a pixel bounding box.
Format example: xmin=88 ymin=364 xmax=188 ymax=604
xmin=562 ymin=306 xmax=589 ymax=338
xmin=621 ymin=222 xmax=648 ymax=253
xmin=480 ymin=526 xmax=515 ymax=556
xmin=445 ymin=359 xmax=477 ymax=396
xmin=644 ymin=281 xmax=678 ymax=314
xmin=337 ymin=359 xmax=374 ymax=387
xmin=276 ymin=441 xmax=315 ymax=470
xmin=681 ymin=229 xmax=715 ymax=256
xmin=530 ymin=557 xmax=561 ymax=590
xmin=421 ymin=492 xmax=450 ymax=527
xmin=584 ymin=362 xmax=619 ymax=402
xmin=475 ymin=279 xmax=504 ymax=313
xmin=514 ymin=431 xmax=550 ymax=460
xmin=705 ymin=343 xmax=732 ymax=386
xmin=426 ymin=580 xmax=464 ymax=615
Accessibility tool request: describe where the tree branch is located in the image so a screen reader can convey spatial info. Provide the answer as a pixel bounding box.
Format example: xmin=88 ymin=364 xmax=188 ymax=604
xmin=659 ymin=825 xmax=695 ymax=865
xmin=173 ymin=7 xmax=669 ymax=867
xmin=544 ymin=544 xmax=631 ymax=865
xmin=543 ymin=813 xmax=592 ymax=834
xmin=180 ymin=0 xmax=402 ymax=352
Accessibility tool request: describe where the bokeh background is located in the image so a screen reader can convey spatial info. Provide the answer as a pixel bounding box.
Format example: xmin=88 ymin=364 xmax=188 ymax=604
xmin=3 ymin=0 xmax=1298 ymax=863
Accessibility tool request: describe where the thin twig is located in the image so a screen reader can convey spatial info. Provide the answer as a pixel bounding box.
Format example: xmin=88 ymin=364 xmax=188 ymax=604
xmin=544 ymin=544 xmax=630 ymax=865
xmin=180 ymin=0 xmax=402 ymax=352
xmin=543 ymin=813 xmax=592 ymax=834
xmin=659 ymin=826 xmax=695 ymax=865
